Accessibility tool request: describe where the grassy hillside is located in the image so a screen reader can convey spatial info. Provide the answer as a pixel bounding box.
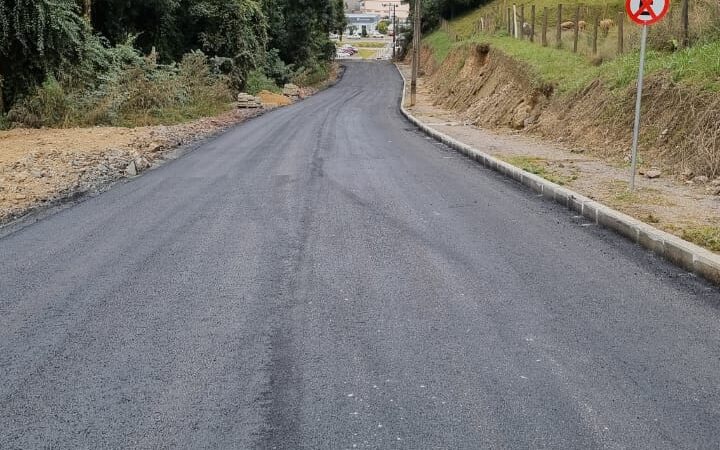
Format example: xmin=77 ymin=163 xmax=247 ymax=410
xmin=424 ymin=30 xmax=720 ymax=94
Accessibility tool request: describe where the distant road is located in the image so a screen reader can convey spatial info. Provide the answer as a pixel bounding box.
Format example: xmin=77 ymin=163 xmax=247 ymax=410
xmin=1 ymin=62 xmax=719 ymax=448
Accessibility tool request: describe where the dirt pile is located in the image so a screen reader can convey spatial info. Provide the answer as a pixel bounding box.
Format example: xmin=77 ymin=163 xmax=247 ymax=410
xmin=258 ymin=90 xmax=293 ymax=106
xmin=420 ymin=42 xmax=720 ymax=178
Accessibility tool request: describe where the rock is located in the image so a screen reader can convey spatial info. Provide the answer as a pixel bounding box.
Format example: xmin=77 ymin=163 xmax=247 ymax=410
xmin=680 ymin=169 xmax=693 ymax=179
xmin=510 ymin=103 xmax=532 ymax=130
xmin=15 ymin=194 xmax=27 ymax=200
xmin=706 ymin=186 xmax=720 ymax=196
xmin=125 ymin=160 xmax=138 ymax=177
xmin=134 ymin=157 xmax=150 ymax=172
xmin=711 ymin=178 xmax=720 ymax=186
xmin=147 ymin=142 xmax=163 ymax=153
xmin=237 ymin=92 xmax=262 ymax=108
xmin=645 ymin=169 xmax=662 ymax=179
xmin=30 ymin=170 xmax=44 ymax=178
xmin=282 ymin=83 xmax=301 ymax=98
xmin=692 ymin=175 xmax=709 ymax=184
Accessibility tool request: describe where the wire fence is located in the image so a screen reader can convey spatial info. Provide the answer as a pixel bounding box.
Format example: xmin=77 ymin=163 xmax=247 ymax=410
xmin=441 ymin=1 xmax=717 ymax=61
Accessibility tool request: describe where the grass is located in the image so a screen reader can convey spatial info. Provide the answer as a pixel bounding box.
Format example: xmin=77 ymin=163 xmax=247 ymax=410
xmin=451 ymin=0 xmax=625 ymax=38
xmin=338 ymin=41 xmax=387 ymax=48
xmin=502 ymin=156 xmax=578 ymax=185
xmin=426 ymin=0 xmax=720 ymax=94
xmin=682 ymin=226 xmax=720 ymax=251
xmin=424 ymin=31 xmax=456 ymax=64
xmin=424 ymin=29 xmax=720 ymax=94
xmin=358 ymin=48 xmax=378 ymax=59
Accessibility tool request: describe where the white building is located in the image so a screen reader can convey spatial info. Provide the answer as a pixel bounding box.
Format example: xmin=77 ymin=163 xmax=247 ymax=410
xmin=345 ymin=13 xmax=382 ymax=36
xmin=361 ymin=0 xmax=410 ymax=21
xmin=344 ymin=0 xmax=363 ymax=12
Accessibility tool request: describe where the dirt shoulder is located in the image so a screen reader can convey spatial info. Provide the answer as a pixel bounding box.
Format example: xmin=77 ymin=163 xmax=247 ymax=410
xmin=0 ymin=71 xmax=339 ymax=227
xmin=398 ymin=62 xmax=720 ymax=254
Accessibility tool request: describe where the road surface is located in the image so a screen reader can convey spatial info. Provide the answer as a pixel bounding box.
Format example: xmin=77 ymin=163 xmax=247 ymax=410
xmin=1 ymin=62 xmax=719 ymax=449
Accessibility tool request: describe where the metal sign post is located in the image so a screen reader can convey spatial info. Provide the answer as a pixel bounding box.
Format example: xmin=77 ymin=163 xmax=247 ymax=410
xmin=629 ymin=24 xmax=648 ymax=192
xmin=625 ymin=0 xmax=670 ymax=192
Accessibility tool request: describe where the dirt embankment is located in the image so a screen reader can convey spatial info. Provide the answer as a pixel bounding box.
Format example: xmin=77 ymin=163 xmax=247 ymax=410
xmin=418 ymin=42 xmax=720 ymax=178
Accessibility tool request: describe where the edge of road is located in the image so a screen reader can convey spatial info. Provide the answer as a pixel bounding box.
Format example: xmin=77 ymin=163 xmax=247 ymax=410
xmin=394 ymin=63 xmax=720 ymax=287
xmin=0 ymin=68 xmax=348 ymax=241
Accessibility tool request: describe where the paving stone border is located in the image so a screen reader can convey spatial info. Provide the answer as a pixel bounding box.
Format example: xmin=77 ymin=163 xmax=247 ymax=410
xmin=395 ymin=64 xmax=720 ymax=286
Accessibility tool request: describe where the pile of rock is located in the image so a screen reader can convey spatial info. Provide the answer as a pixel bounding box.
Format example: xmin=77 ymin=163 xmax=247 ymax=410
xmin=283 ymin=83 xmax=301 ymax=100
xmin=237 ymin=93 xmax=263 ymax=109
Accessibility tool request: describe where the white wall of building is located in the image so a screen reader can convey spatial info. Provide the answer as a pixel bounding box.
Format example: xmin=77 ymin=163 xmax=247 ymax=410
xmin=361 ymin=0 xmax=409 ymax=20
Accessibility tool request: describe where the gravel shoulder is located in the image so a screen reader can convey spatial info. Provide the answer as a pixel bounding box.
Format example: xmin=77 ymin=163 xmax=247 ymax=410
xmin=398 ymin=62 xmax=720 ymax=252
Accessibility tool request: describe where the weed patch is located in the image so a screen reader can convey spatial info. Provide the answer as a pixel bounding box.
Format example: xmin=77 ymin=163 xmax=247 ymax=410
xmin=682 ymin=227 xmax=720 ymax=252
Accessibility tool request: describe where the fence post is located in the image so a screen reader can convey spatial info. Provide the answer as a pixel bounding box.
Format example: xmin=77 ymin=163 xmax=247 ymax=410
xmin=573 ymin=5 xmax=580 ymax=53
xmin=542 ymin=7 xmax=548 ymax=46
xmin=556 ymin=4 xmax=563 ymax=48
xmin=508 ymin=7 xmax=512 ymax=35
xmin=617 ymin=11 xmax=624 ymax=54
xmin=520 ymin=5 xmax=525 ymax=39
xmin=530 ymin=5 xmax=536 ymax=42
xmin=681 ymin=0 xmax=689 ymax=48
xmin=592 ymin=13 xmax=599 ymax=55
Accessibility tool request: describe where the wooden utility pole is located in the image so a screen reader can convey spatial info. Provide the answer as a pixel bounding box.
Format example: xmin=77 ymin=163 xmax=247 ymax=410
xmin=411 ymin=0 xmax=421 ymax=106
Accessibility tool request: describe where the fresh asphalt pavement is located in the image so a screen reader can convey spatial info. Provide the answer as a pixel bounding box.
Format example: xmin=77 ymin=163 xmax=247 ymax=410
xmin=1 ymin=61 xmax=720 ymax=449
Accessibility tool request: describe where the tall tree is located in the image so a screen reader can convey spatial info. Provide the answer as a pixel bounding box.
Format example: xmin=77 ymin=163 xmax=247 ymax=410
xmin=0 ymin=0 xmax=90 ymax=110
xmin=333 ymin=0 xmax=347 ymax=41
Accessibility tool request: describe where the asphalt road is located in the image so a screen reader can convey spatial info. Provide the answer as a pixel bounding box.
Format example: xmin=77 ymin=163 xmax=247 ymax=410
xmin=2 ymin=62 xmax=720 ymax=449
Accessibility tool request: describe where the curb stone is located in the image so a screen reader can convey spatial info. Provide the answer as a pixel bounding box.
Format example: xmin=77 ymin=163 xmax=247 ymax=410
xmin=394 ymin=64 xmax=720 ymax=287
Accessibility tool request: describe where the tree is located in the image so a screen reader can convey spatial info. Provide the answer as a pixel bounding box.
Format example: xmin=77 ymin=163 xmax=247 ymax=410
xmin=378 ymin=20 xmax=389 ymax=34
xmin=188 ymin=0 xmax=268 ymax=89
xmin=333 ymin=0 xmax=347 ymax=41
xmin=0 ymin=0 xmax=91 ymax=110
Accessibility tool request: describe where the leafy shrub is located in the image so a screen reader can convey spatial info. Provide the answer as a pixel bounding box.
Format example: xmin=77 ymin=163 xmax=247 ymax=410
xmin=245 ymin=70 xmax=281 ymax=95
xmin=8 ymin=48 xmax=233 ymax=128
xmin=292 ymin=62 xmax=330 ymax=87
xmin=7 ymin=77 xmax=70 ymax=127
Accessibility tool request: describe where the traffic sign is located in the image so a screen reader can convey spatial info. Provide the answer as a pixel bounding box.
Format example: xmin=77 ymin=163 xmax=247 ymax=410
xmin=626 ymin=0 xmax=670 ymax=26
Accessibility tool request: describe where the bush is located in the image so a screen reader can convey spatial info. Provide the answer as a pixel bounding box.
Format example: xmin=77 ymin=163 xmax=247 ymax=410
xmin=292 ymin=62 xmax=330 ymax=87
xmin=7 ymin=78 xmax=70 ymax=128
xmin=7 ymin=48 xmax=234 ymax=128
xmin=245 ymin=69 xmax=281 ymax=95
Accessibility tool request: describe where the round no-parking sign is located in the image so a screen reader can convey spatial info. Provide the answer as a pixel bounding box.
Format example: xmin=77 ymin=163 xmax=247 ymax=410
xmin=626 ymin=0 xmax=670 ymax=26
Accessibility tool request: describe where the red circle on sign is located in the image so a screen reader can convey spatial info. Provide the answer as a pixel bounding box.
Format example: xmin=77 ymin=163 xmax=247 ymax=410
xmin=626 ymin=0 xmax=670 ymax=26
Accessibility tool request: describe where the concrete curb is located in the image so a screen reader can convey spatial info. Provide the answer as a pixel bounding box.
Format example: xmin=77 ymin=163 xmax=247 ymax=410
xmin=395 ymin=64 xmax=720 ymax=286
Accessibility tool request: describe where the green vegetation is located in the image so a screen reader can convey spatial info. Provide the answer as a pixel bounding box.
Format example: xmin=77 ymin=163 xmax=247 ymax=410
xmin=682 ymin=226 xmax=720 ymax=252
xmin=502 ymin=156 xmax=578 ymax=185
xmin=344 ymin=41 xmax=388 ymax=48
xmin=358 ymin=49 xmax=378 ymax=59
xmin=424 ymin=30 xmax=720 ymax=94
xmin=378 ymin=20 xmax=390 ymax=35
xmin=424 ymin=31 xmax=457 ymax=64
xmin=0 ymin=0 xmax=347 ymax=128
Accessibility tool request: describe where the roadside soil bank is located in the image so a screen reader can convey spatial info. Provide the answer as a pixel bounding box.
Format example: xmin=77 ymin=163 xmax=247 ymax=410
xmin=399 ymin=61 xmax=720 ymax=254
xmin=0 ymin=67 xmax=340 ymax=226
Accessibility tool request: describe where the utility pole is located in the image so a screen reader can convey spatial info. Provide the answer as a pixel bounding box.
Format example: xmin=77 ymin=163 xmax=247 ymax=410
xmin=411 ymin=0 xmax=421 ymax=106
xmin=382 ymin=3 xmax=398 ymax=60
